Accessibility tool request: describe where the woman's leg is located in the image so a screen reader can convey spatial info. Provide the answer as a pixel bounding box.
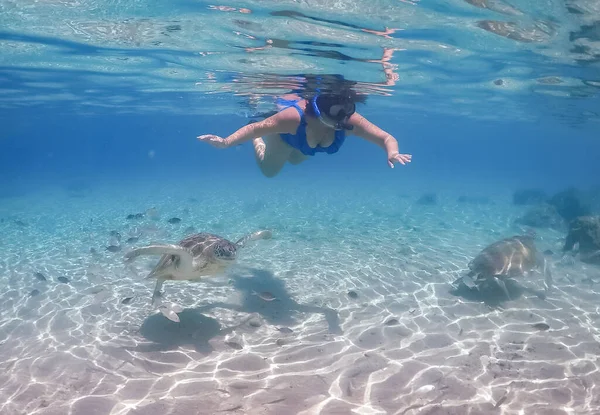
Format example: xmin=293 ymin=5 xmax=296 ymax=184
xmin=252 ymin=134 xmax=294 ymax=178
xmin=287 ymin=149 xmax=309 ymax=165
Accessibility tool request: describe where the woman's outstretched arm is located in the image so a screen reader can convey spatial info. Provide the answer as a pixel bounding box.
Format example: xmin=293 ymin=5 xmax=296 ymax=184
xmin=349 ymin=113 xmax=412 ymax=168
xmin=198 ymin=109 xmax=299 ymax=148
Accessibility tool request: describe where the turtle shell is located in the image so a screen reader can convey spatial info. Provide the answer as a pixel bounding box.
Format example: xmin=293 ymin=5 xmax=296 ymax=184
xmin=468 ymin=235 xmax=537 ymax=279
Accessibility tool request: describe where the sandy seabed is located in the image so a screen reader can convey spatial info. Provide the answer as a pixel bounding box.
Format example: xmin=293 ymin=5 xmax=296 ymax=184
xmin=0 ymin=180 xmax=599 ymax=415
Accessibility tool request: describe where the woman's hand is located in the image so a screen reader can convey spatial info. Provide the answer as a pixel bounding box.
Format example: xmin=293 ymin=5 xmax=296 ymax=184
xmin=387 ymin=152 xmax=412 ymax=168
xmin=197 ymin=134 xmax=229 ymax=148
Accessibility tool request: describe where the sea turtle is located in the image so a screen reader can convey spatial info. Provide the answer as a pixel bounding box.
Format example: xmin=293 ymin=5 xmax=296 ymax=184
xmin=454 ymin=233 xmax=552 ymax=301
xmin=124 ymin=230 xmax=273 ymax=307
xmin=563 ymin=215 xmax=600 ymax=264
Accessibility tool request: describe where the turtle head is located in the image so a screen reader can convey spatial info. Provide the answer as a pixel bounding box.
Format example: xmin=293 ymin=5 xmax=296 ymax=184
xmin=213 ymin=240 xmax=238 ymax=262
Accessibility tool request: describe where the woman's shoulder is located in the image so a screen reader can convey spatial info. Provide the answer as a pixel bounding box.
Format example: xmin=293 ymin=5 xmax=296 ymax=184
xmin=268 ymin=102 xmax=304 ymax=133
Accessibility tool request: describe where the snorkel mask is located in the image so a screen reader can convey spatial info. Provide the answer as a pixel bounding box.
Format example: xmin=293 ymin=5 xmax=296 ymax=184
xmin=311 ymin=95 xmax=355 ymax=131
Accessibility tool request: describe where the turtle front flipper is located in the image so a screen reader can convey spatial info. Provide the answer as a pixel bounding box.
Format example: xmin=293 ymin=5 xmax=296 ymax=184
xmin=234 ymin=230 xmax=273 ymax=248
xmin=125 ymin=244 xmax=196 ymax=305
xmin=152 ymin=279 xmax=165 ymax=307
xmin=125 ymin=244 xmax=195 ymax=275
xmin=460 ymin=274 xmax=479 ymax=290
xmin=124 ymin=244 xmax=193 ymax=262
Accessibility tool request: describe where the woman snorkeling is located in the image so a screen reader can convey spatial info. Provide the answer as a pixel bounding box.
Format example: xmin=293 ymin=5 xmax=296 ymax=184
xmin=197 ymin=87 xmax=412 ymax=178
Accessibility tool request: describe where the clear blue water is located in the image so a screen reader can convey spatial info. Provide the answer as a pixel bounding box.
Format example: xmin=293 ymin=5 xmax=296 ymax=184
xmin=1 ymin=1 xmax=600 ymax=414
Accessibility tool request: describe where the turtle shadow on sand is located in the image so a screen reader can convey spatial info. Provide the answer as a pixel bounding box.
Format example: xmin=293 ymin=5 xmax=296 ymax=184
xmin=449 ymin=278 xmax=531 ymax=308
xmin=200 ymin=267 xmax=342 ymax=334
xmin=136 ymin=309 xmax=237 ymax=354
xmin=133 ymin=267 xmax=342 ymax=354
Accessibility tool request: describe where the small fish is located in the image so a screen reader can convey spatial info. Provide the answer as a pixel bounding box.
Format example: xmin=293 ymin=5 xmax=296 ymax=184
xmin=278 ymin=327 xmax=293 ymax=334
xmin=543 ymin=249 xmax=554 ymax=256
xmin=121 ymin=297 xmax=133 ymax=304
xmin=90 ymin=248 xmax=97 ymax=255
xmin=30 ymin=289 xmax=40 ymax=297
xmin=126 ymin=237 xmax=139 ymax=244
xmin=14 ymin=220 xmax=27 ymax=227
xmin=34 ymin=272 xmax=47 ymax=282
xmin=106 ymin=245 xmax=121 ymax=252
xmin=347 ymin=290 xmax=358 ymax=299
xmin=225 ymin=341 xmax=243 ymax=350
xmin=109 ymin=230 xmax=121 ymax=241
xmin=252 ymin=290 xmax=277 ymax=301
xmin=459 ymin=328 xmax=464 ymax=336
xmin=126 ymin=213 xmax=145 ymax=220
xmin=57 ymin=277 xmax=69 ymax=284
xmin=385 ymin=318 xmax=399 ymax=326
xmin=89 ymin=286 xmax=105 ymax=294
xmin=532 ymin=323 xmax=550 ymax=331
xmin=167 ymin=217 xmax=182 ymax=224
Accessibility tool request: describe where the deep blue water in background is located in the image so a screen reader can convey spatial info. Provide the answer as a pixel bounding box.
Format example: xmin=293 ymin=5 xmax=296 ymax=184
xmin=1 ymin=0 xmax=599 ymax=198
xmin=2 ymin=109 xmax=598 ymax=195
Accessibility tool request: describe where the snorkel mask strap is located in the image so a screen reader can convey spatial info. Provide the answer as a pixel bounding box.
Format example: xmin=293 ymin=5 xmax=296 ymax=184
xmin=312 ymin=78 xmax=323 ymax=118
xmin=311 ymin=95 xmax=322 ymax=118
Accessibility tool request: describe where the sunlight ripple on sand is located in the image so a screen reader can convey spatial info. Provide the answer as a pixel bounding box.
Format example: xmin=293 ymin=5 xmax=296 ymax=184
xmin=0 ymin=181 xmax=599 ymax=414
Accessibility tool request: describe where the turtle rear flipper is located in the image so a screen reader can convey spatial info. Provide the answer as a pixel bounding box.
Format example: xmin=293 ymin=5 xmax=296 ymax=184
xmin=493 ymin=276 xmax=511 ymax=300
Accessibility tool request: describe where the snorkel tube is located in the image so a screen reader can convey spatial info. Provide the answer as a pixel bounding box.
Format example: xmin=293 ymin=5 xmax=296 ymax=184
xmin=311 ymin=95 xmax=354 ymax=131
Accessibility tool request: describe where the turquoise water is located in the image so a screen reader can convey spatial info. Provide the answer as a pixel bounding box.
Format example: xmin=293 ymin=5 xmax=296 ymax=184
xmin=1 ymin=1 xmax=600 ymax=414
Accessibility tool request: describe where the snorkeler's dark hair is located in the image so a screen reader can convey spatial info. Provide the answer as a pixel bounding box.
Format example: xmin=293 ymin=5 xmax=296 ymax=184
xmin=300 ymin=74 xmax=367 ymax=116
xmin=304 ymin=87 xmax=366 ymax=117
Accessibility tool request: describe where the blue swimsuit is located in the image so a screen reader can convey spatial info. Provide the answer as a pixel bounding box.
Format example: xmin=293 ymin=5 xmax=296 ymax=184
xmin=276 ymin=98 xmax=346 ymax=156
